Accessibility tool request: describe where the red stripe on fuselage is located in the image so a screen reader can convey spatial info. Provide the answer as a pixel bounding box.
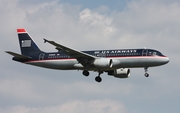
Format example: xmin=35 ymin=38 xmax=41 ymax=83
xmin=24 ymin=56 xmax=167 ymax=63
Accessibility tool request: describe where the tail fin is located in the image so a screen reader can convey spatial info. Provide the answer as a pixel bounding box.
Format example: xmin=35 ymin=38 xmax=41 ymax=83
xmin=17 ymin=28 xmax=42 ymax=55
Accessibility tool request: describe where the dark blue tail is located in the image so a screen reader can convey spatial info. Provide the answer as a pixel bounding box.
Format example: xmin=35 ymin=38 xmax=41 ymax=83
xmin=17 ymin=28 xmax=42 ymax=55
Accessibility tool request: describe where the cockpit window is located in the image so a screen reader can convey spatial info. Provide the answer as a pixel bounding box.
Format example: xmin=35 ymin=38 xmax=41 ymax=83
xmin=148 ymin=50 xmax=164 ymax=56
xmin=156 ymin=51 xmax=164 ymax=56
xmin=153 ymin=52 xmax=157 ymax=55
xmin=148 ymin=51 xmax=152 ymax=56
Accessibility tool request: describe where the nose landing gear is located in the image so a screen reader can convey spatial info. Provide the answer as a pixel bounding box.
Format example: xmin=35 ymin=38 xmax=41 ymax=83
xmin=144 ymin=67 xmax=149 ymax=77
xmin=144 ymin=73 xmax=149 ymax=77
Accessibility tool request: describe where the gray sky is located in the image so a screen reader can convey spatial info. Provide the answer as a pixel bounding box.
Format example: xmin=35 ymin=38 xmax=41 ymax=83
xmin=0 ymin=0 xmax=180 ymax=113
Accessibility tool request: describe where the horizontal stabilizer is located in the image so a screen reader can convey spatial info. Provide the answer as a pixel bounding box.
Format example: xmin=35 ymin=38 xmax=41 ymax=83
xmin=5 ymin=51 xmax=31 ymax=59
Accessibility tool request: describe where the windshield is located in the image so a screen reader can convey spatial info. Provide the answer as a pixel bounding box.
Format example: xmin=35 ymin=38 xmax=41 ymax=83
xmin=147 ymin=49 xmax=164 ymax=56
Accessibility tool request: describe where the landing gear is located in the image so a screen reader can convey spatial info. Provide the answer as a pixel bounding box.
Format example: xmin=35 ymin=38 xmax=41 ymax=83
xmin=82 ymin=70 xmax=89 ymax=76
xmin=144 ymin=73 xmax=149 ymax=77
xmin=95 ymin=76 xmax=102 ymax=82
xmin=95 ymin=71 xmax=103 ymax=83
xmin=144 ymin=67 xmax=149 ymax=77
xmin=82 ymin=70 xmax=103 ymax=82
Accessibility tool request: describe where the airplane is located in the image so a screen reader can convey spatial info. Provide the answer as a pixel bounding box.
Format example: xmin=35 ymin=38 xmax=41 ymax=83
xmin=6 ymin=28 xmax=169 ymax=82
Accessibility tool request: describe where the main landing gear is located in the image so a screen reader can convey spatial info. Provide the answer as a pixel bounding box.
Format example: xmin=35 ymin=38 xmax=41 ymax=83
xmin=95 ymin=71 xmax=103 ymax=83
xmin=82 ymin=70 xmax=103 ymax=82
xmin=144 ymin=67 xmax=149 ymax=77
xmin=82 ymin=70 xmax=89 ymax=76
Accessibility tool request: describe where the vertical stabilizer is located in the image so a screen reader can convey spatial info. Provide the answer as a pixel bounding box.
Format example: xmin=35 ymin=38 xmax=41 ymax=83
xmin=17 ymin=28 xmax=41 ymax=55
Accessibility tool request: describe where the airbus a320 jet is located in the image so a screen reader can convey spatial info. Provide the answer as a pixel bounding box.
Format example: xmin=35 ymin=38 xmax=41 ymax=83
xmin=6 ymin=28 xmax=169 ymax=82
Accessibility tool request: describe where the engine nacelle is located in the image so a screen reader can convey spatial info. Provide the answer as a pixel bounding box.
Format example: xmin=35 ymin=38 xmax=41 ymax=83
xmin=93 ymin=58 xmax=112 ymax=68
xmin=108 ymin=68 xmax=130 ymax=78
xmin=110 ymin=59 xmax=121 ymax=68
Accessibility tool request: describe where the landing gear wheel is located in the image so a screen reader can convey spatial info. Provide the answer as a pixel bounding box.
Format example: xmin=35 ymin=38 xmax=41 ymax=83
xmin=95 ymin=76 xmax=102 ymax=82
xmin=82 ymin=70 xmax=89 ymax=76
xmin=144 ymin=67 xmax=149 ymax=77
xmin=144 ymin=73 xmax=149 ymax=77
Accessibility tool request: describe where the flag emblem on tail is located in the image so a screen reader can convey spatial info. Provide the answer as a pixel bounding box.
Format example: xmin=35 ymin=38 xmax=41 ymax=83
xmin=22 ymin=40 xmax=31 ymax=47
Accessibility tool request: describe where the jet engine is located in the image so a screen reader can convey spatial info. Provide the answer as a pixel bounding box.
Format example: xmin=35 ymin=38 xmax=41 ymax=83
xmin=93 ymin=58 xmax=113 ymax=68
xmin=93 ymin=58 xmax=121 ymax=69
xmin=107 ymin=68 xmax=130 ymax=78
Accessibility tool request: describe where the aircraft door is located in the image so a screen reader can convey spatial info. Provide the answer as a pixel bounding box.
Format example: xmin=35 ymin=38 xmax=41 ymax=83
xmin=142 ymin=49 xmax=148 ymax=56
xmin=39 ymin=53 xmax=45 ymax=60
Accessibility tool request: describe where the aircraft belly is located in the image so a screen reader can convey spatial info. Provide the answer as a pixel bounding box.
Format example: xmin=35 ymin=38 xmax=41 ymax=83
xmin=44 ymin=60 xmax=77 ymax=69
xmin=27 ymin=59 xmax=78 ymax=70
xmin=27 ymin=62 xmax=46 ymax=68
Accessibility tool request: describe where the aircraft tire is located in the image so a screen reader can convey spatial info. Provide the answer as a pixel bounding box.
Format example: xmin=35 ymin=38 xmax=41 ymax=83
xmin=144 ymin=73 xmax=149 ymax=77
xmin=83 ymin=70 xmax=89 ymax=76
xmin=95 ymin=76 xmax=102 ymax=82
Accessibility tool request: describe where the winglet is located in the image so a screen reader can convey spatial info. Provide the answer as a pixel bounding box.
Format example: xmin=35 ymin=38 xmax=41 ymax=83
xmin=43 ymin=38 xmax=48 ymax=43
xmin=17 ymin=28 xmax=27 ymax=34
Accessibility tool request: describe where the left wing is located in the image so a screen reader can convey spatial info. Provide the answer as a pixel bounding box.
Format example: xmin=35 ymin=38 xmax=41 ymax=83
xmin=44 ymin=39 xmax=96 ymax=66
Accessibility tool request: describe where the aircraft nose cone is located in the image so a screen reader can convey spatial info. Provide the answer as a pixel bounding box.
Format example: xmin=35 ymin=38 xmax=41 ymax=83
xmin=164 ymin=57 xmax=170 ymax=64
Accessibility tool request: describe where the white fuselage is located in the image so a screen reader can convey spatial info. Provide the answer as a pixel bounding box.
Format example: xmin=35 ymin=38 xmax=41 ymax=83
xmin=26 ymin=56 xmax=169 ymax=71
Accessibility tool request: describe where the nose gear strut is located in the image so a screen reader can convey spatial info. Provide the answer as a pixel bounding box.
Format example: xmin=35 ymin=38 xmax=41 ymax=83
xmin=144 ymin=67 xmax=149 ymax=77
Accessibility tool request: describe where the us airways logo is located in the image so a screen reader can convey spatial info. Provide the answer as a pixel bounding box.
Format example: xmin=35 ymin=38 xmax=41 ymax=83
xmin=94 ymin=50 xmax=137 ymax=54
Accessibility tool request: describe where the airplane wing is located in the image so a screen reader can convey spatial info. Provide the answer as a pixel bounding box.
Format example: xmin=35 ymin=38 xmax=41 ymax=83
xmin=43 ymin=39 xmax=96 ymax=66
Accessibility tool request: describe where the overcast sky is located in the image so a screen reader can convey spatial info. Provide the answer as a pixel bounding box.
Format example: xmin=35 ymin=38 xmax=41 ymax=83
xmin=0 ymin=0 xmax=180 ymax=113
